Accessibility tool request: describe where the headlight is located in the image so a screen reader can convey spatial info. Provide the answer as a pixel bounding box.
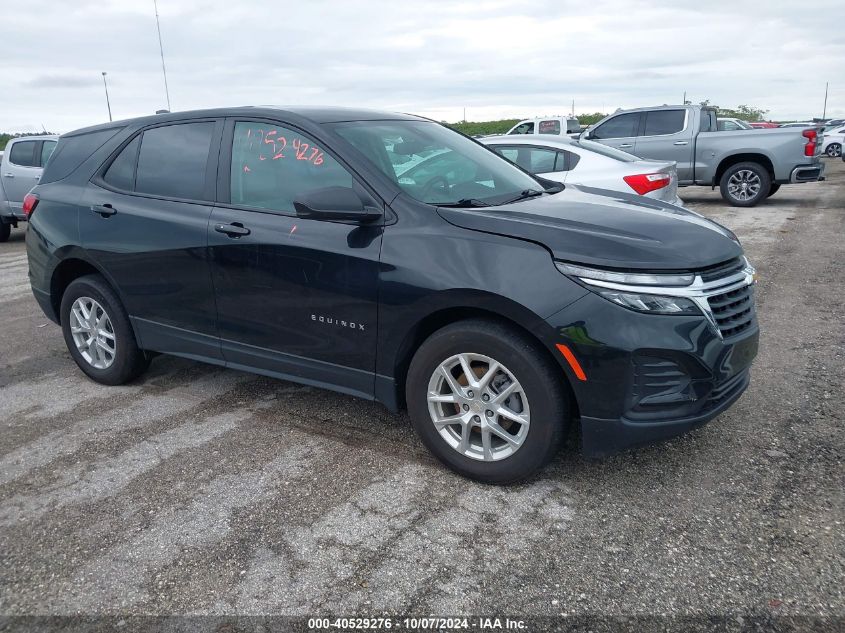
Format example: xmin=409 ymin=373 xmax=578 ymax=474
xmin=555 ymin=262 xmax=694 ymax=287
xmin=596 ymin=291 xmax=700 ymax=315
xmin=555 ymin=261 xmax=702 ymax=315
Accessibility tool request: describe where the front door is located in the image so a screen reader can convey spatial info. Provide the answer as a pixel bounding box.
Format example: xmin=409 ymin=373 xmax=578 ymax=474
xmin=588 ymin=112 xmax=642 ymax=153
xmin=208 ymin=119 xmax=383 ymax=398
xmin=81 ymin=120 xmax=223 ymax=360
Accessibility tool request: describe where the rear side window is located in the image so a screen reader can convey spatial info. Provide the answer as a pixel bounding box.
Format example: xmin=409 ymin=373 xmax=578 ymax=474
xmin=643 ymin=110 xmax=686 ymax=136
xmin=135 ymin=122 xmax=214 ymax=200
xmin=40 ymin=140 xmax=57 ymax=166
xmin=558 ymin=150 xmax=580 ymax=171
xmin=538 ymin=120 xmax=561 ymax=135
xmin=591 ymin=113 xmax=640 ymax=139
xmin=41 ymin=128 xmax=123 ymax=185
xmin=103 ymin=136 xmax=141 ymax=191
xmin=9 ymin=141 xmax=37 ymax=167
xmin=229 ymin=121 xmax=353 ymax=214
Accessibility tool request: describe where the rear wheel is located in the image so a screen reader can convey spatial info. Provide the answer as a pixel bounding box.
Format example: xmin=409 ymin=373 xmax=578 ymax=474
xmin=719 ymin=162 xmax=771 ymax=207
xmin=0 ymin=222 xmax=10 ymax=243
xmin=826 ymin=143 xmax=842 ymax=158
xmin=60 ymin=274 xmax=150 ymax=385
xmin=406 ymin=319 xmax=568 ymax=484
xmin=767 ymin=183 xmax=781 ymax=198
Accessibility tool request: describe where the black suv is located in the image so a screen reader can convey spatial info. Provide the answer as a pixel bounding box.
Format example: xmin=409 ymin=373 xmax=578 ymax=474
xmin=26 ymin=107 xmax=759 ymax=483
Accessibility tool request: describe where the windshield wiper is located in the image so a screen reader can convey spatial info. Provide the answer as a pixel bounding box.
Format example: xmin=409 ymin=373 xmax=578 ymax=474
xmin=499 ymin=189 xmax=544 ymax=205
xmin=438 ymin=198 xmax=491 ymax=208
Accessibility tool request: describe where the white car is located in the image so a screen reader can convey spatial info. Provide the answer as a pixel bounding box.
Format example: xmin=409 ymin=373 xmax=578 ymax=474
xmin=506 ymin=116 xmax=581 ymax=136
xmin=821 ymin=126 xmax=844 ymax=157
xmin=481 ymin=135 xmax=683 ymax=206
xmin=717 ymin=118 xmax=753 ymax=131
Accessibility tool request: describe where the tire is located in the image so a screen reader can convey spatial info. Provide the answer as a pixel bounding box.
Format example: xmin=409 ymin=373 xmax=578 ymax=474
xmin=406 ymin=319 xmax=568 ymax=484
xmin=767 ymin=183 xmax=781 ymax=198
xmin=0 ymin=222 xmax=10 ymax=243
xmin=719 ymin=162 xmax=771 ymax=207
xmin=826 ymin=143 xmax=842 ymax=158
xmin=60 ymin=274 xmax=150 ymax=385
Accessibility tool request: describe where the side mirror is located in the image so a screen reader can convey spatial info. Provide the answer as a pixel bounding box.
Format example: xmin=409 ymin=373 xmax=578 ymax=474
xmin=293 ymin=186 xmax=382 ymax=222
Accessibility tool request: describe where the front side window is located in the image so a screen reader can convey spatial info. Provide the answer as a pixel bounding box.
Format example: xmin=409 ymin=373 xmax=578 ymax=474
xmin=643 ymin=110 xmax=686 ymax=136
xmin=9 ymin=141 xmax=37 ymax=167
xmin=331 ymin=120 xmax=543 ymax=206
xmin=509 ymin=122 xmax=535 ymax=135
xmin=591 ymin=113 xmax=640 ymax=139
xmin=538 ymin=120 xmax=561 ymax=135
xmin=40 ymin=141 xmax=57 ymax=166
xmin=230 ymin=121 xmax=353 ymax=213
xmin=135 ymin=122 xmax=214 ymax=200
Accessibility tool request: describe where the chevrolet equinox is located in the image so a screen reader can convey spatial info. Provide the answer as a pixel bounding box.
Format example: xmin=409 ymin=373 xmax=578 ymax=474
xmin=25 ymin=107 xmax=759 ymax=483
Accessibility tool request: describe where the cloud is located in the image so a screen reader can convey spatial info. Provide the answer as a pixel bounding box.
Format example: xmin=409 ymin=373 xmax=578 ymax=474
xmin=0 ymin=0 xmax=843 ymax=132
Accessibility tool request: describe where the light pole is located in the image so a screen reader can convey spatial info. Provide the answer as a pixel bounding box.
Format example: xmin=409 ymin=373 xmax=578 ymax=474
xmin=101 ymin=71 xmax=112 ymax=122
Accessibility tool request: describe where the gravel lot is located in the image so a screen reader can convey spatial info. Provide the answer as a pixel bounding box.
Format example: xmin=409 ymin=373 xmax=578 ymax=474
xmin=0 ymin=162 xmax=842 ymax=629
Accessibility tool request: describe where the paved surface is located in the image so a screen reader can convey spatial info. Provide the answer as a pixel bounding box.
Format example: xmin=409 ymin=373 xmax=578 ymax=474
xmin=0 ymin=162 xmax=842 ymax=623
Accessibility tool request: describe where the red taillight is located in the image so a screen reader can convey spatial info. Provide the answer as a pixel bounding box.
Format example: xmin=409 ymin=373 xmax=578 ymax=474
xmin=802 ymin=128 xmax=817 ymax=157
xmin=22 ymin=193 xmax=39 ymax=219
xmin=623 ymin=173 xmax=671 ymax=195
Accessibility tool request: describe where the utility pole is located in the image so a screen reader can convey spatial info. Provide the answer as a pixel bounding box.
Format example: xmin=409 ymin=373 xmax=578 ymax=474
xmin=822 ymin=82 xmax=829 ymax=119
xmin=101 ymin=71 xmax=112 ymax=122
xmin=153 ymin=0 xmax=172 ymax=111
xmin=571 ymin=98 xmax=575 ymax=116
xmin=683 ymin=91 xmax=686 ymax=105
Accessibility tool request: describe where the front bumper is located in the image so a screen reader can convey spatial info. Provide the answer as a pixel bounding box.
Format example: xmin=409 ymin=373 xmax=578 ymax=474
xmin=539 ymin=291 xmax=759 ymax=456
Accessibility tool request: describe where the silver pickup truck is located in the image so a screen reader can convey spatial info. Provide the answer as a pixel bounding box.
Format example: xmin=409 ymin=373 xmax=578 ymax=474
xmin=0 ymin=135 xmax=58 ymax=242
xmin=581 ymin=105 xmax=824 ymax=207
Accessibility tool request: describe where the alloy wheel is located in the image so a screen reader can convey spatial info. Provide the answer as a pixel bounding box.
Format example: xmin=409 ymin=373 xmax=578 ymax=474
xmin=727 ymin=169 xmax=762 ymax=202
xmin=69 ymin=297 xmax=116 ymax=369
xmin=827 ymin=144 xmax=842 ymax=157
xmin=426 ymin=353 xmax=530 ymax=462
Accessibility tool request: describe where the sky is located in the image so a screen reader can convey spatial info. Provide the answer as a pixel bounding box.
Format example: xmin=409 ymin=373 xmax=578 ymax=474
xmin=1 ymin=0 xmax=843 ymax=133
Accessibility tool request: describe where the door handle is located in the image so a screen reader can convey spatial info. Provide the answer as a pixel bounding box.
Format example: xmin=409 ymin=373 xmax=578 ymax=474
xmin=214 ymin=222 xmax=250 ymax=238
xmin=673 ymin=141 xmax=689 ymax=146
xmin=91 ymin=203 xmax=117 ymax=217
xmin=3 ymin=173 xmax=13 ymax=178
xmin=618 ymin=143 xmax=633 ymax=148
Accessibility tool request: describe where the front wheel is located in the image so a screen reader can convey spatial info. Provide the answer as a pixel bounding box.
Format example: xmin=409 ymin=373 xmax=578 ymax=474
xmin=826 ymin=143 xmax=842 ymax=158
xmin=0 ymin=222 xmax=10 ymax=243
xmin=406 ymin=319 xmax=569 ymax=484
xmin=60 ymin=274 xmax=150 ymax=385
xmin=719 ymin=162 xmax=771 ymax=207
xmin=767 ymin=183 xmax=781 ymax=198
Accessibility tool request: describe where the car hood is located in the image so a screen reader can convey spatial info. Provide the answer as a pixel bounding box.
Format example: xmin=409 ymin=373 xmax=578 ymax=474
xmin=436 ymin=185 xmax=742 ymax=270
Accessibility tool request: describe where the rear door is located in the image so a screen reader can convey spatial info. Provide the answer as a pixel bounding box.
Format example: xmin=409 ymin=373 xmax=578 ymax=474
xmin=82 ymin=119 xmax=224 ymax=360
xmin=2 ymin=140 xmax=42 ymax=213
xmin=207 ymin=118 xmax=383 ymax=397
xmin=588 ymin=112 xmax=641 ymax=153
xmin=633 ymin=109 xmax=694 ymax=182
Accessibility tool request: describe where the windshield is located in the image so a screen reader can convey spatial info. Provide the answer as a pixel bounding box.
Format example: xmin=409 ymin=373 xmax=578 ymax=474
xmin=574 ymin=139 xmax=638 ymax=162
xmin=329 ymin=120 xmax=543 ymax=206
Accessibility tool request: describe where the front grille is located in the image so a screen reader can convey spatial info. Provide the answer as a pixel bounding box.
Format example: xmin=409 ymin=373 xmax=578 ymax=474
xmin=699 ymin=257 xmax=745 ymax=283
xmin=707 ymin=284 xmax=755 ymax=338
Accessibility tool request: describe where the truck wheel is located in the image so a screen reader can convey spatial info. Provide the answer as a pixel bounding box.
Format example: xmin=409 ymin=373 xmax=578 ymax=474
xmin=60 ymin=274 xmax=150 ymax=385
xmin=720 ymin=162 xmax=771 ymax=207
xmin=826 ymin=143 xmax=842 ymax=158
xmin=0 ymin=222 xmax=10 ymax=243
xmin=406 ymin=319 xmax=569 ymax=484
xmin=767 ymin=183 xmax=781 ymax=198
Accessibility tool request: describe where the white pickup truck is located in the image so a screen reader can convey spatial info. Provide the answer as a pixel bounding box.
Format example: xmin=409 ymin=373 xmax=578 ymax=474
xmin=581 ymin=105 xmax=824 ymax=207
xmin=0 ymin=135 xmax=58 ymax=242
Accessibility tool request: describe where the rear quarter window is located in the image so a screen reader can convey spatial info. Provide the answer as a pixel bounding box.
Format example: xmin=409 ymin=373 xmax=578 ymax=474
xmin=40 ymin=128 xmax=123 ymax=184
